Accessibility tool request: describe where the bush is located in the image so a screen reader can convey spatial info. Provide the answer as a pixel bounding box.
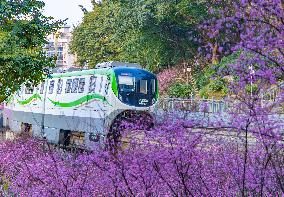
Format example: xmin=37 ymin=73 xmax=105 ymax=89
xmin=1 ymin=113 xmax=284 ymax=196
xmin=245 ymin=84 xmax=258 ymax=95
xmin=208 ymin=78 xmax=227 ymax=92
xmin=167 ymin=83 xmax=193 ymax=98
xmin=194 ymin=52 xmax=240 ymax=97
xmin=194 ymin=66 xmax=214 ymax=90
xmin=199 ymin=78 xmax=228 ymax=99
xmin=199 ymin=86 xmax=209 ymax=99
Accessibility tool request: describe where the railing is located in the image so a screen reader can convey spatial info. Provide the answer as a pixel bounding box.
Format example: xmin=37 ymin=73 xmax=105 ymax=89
xmin=261 ymin=81 xmax=284 ymax=102
xmin=157 ymin=98 xmax=228 ymax=113
xmin=157 ymin=81 xmax=284 ymax=113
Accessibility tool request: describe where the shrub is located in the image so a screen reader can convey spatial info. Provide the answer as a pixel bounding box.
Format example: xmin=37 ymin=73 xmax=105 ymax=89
xmin=194 ymin=66 xmax=214 ymax=90
xmin=208 ymin=78 xmax=227 ymax=92
xmin=167 ymin=83 xmax=193 ymax=98
xmin=1 ymin=111 xmax=284 ymax=196
xmin=199 ymin=78 xmax=228 ymax=99
xmin=199 ymin=86 xmax=209 ymax=99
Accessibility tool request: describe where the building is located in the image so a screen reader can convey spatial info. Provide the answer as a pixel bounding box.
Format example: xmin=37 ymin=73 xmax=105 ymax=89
xmin=44 ymin=27 xmax=77 ymax=69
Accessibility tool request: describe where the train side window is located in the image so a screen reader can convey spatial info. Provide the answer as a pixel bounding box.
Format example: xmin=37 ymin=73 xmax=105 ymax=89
xmin=139 ymin=80 xmax=147 ymax=94
xmin=17 ymin=86 xmax=23 ymax=97
xmin=104 ymin=77 xmax=110 ymax=95
xmin=40 ymin=81 xmax=45 ymax=94
xmin=99 ymin=76 xmax=104 ymax=93
xmin=57 ymin=79 xmax=63 ymax=94
xmin=71 ymin=78 xmax=79 ymax=93
xmin=104 ymin=81 xmax=109 ymax=96
xmin=151 ymin=79 xmax=155 ymax=94
xmin=25 ymin=85 xmax=34 ymax=94
xmin=49 ymin=80 xmax=55 ymax=94
xmin=16 ymin=88 xmax=20 ymax=97
xmin=78 ymin=78 xmax=85 ymax=93
xmin=89 ymin=76 xmax=97 ymax=93
xmin=65 ymin=79 xmax=72 ymax=93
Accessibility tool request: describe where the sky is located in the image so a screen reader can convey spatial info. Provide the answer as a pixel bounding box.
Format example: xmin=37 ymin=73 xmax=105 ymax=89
xmin=43 ymin=0 xmax=93 ymax=27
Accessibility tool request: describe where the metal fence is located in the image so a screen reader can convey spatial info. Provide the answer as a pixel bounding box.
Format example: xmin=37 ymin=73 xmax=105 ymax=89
xmin=261 ymin=82 xmax=284 ymax=102
xmin=157 ymin=98 xmax=228 ymax=113
xmin=157 ymin=82 xmax=284 ymax=114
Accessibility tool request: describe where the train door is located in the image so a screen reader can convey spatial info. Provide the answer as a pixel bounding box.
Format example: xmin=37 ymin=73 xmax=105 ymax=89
xmin=87 ymin=75 xmax=106 ymax=142
xmin=53 ymin=77 xmax=77 ymax=131
xmin=70 ymin=76 xmax=88 ymax=133
xmin=38 ymin=80 xmax=47 ymax=130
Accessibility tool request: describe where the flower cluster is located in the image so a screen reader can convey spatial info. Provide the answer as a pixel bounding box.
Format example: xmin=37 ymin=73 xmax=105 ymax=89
xmin=157 ymin=68 xmax=180 ymax=96
xmin=0 ymin=107 xmax=283 ymax=196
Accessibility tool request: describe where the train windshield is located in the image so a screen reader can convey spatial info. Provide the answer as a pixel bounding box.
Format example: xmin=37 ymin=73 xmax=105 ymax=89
xmin=115 ymin=68 xmax=157 ymax=107
xmin=118 ymin=75 xmax=135 ymax=92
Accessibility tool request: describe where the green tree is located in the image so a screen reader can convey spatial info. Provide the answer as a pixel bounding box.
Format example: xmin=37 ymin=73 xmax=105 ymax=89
xmin=70 ymin=0 xmax=220 ymax=71
xmin=70 ymin=1 xmax=122 ymax=67
xmin=0 ymin=0 xmax=63 ymax=100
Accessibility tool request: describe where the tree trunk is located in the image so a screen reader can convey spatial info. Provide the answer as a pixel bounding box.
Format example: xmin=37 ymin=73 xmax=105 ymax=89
xmin=212 ymin=43 xmax=219 ymax=64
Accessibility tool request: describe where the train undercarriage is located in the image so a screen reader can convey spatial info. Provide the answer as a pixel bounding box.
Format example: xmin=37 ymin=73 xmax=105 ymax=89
xmin=3 ymin=110 xmax=154 ymax=151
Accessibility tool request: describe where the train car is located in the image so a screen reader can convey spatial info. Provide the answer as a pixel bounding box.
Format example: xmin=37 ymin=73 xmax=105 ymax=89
xmin=3 ymin=62 xmax=158 ymax=148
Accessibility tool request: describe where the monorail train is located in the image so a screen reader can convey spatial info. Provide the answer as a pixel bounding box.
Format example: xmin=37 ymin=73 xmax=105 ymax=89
xmin=3 ymin=62 xmax=158 ymax=148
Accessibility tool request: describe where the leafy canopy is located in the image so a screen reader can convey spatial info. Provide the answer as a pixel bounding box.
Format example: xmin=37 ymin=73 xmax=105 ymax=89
xmin=70 ymin=0 xmax=220 ymax=71
xmin=0 ymin=0 xmax=63 ymax=99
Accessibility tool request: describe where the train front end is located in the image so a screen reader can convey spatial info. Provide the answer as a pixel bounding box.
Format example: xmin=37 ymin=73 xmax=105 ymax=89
xmin=106 ymin=67 xmax=158 ymax=149
xmin=114 ymin=67 xmax=158 ymax=108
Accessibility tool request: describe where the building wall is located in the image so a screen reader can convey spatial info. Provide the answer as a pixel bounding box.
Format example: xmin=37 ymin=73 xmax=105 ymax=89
xmin=45 ymin=27 xmax=77 ymax=68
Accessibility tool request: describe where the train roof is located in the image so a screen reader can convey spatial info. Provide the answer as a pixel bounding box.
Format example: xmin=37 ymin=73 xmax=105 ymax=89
xmin=49 ymin=61 xmax=153 ymax=78
xmin=113 ymin=67 xmax=156 ymax=78
xmin=50 ymin=67 xmax=155 ymax=79
xmin=50 ymin=68 xmax=113 ymax=78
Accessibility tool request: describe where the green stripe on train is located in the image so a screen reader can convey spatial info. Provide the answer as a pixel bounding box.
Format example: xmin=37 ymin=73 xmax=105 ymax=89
xmin=17 ymin=94 xmax=42 ymax=105
xmin=48 ymin=94 xmax=113 ymax=108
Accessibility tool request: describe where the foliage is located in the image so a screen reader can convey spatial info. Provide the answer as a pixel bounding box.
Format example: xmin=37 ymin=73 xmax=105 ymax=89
xmin=212 ymin=50 xmax=241 ymax=75
xmin=199 ymin=78 xmax=228 ymax=99
xmin=70 ymin=1 xmax=122 ymax=68
xmin=199 ymin=86 xmax=209 ymax=99
xmin=158 ymin=52 xmax=236 ymax=99
xmin=157 ymin=67 xmax=180 ymax=96
xmin=195 ymin=58 xmax=233 ymax=99
xmin=194 ymin=50 xmax=246 ymax=98
xmin=194 ymin=66 xmax=214 ymax=90
xmin=245 ymin=84 xmax=258 ymax=95
xmin=1 ymin=103 xmax=284 ymax=196
xmin=70 ymin=0 xmax=230 ymax=70
xmin=167 ymin=83 xmax=193 ymax=98
xmin=208 ymin=78 xmax=227 ymax=92
xmin=203 ymin=0 xmax=283 ymax=74
xmin=0 ymin=0 xmax=63 ymax=99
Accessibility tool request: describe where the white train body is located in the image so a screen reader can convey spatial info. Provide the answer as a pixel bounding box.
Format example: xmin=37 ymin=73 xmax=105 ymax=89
xmin=3 ymin=62 xmax=158 ymax=147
